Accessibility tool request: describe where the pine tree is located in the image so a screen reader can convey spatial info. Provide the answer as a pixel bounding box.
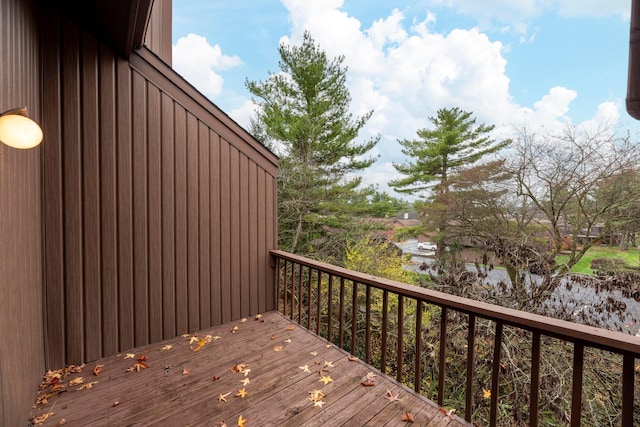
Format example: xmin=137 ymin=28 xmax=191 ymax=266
xmin=246 ymin=31 xmax=379 ymax=262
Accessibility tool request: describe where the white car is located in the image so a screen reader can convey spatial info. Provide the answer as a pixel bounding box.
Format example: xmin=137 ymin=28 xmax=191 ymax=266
xmin=417 ymin=241 xmax=437 ymax=251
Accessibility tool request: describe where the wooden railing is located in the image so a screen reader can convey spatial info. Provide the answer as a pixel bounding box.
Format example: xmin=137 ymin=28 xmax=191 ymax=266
xmin=271 ymin=249 xmax=640 ymax=426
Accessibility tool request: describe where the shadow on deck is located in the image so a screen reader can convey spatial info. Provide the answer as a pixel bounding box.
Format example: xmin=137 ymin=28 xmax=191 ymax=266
xmin=29 ymin=311 xmax=470 ymax=426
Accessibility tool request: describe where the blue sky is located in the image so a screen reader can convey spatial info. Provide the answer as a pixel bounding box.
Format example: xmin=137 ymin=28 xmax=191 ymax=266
xmin=172 ymin=0 xmax=637 ymax=197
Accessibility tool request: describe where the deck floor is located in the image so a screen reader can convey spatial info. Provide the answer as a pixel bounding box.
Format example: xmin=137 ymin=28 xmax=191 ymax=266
xmin=30 ymin=311 xmax=469 ymax=426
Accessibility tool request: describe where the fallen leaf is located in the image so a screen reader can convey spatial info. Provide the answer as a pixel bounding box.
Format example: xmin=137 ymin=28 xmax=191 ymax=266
xmin=189 ymin=335 xmax=199 ymax=344
xmin=237 ymin=414 xmax=248 ymax=427
xmin=325 ymin=344 xmax=331 ymax=348
xmin=93 ymin=365 xmax=104 ymax=376
xmin=215 ymin=422 xmax=227 ymax=427
xmin=240 ymin=317 xmax=248 ymax=322
xmin=112 ymin=401 xmax=120 ymax=407
xmin=310 ymin=351 xmax=317 ymax=356
xmin=236 ymin=388 xmax=248 ymax=398
xmin=255 ymin=313 xmax=263 ymax=320
xmin=483 ymin=388 xmax=491 ymax=399
xmin=191 ymin=337 xmax=207 ymax=352
xmin=401 ymin=411 xmax=414 ymax=423
xmin=439 ymin=407 xmax=456 ymax=419
xmin=231 ymin=326 xmax=239 ymax=333
xmin=242 ymin=369 xmax=251 ymax=377
xmin=231 ymin=363 xmax=249 ymax=373
xmin=217 ymin=392 xmax=231 ymax=402
xmin=314 ymin=400 xmax=325 ymax=408
xmin=69 ymin=377 xmax=84 ymax=386
xmin=285 ymin=325 xmax=295 ymax=331
xmin=270 ymin=335 xmax=276 ymax=340
xmin=274 ymin=345 xmax=283 ymax=352
xmin=181 ymin=333 xmax=190 ymax=338
xmin=134 ymin=356 xmax=149 ymax=372
xmin=308 ymin=389 xmax=325 ymax=401
xmin=319 ymin=375 xmax=333 ymax=385
xmin=124 ymin=353 xmax=136 ymax=359
xmin=182 ymin=367 xmax=190 ymax=375
xmin=212 ymin=376 xmax=221 ymax=382
xmin=347 ymin=355 xmax=358 ymax=362
xmin=324 ymin=361 xmax=334 ymax=368
xmin=299 ymin=365 xmax=311 ymax=372
xmin=30 ymin=411 xmax=55 ymax=425
xmin=385 ymin=389 xmax=400 ymax=402
xmin=77 ymin=381 xmax=98 ymax=390
xmin=162 ymin=344 xmax=173 ymax=351
xmin=361 ymin=371 xmax=377 ymax=386
xmin=284 ymin=338 xmax=292 ymax=344
xmin=240 ymin=377 xmax=250 ymax=386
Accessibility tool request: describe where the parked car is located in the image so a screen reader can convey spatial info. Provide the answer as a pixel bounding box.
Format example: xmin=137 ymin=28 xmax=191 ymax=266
xmin=417 ymin=241 xmax=437 ymax=251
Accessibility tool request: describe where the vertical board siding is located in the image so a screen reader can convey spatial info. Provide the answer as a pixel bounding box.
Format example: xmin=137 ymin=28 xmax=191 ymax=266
xmin=99 ymin=44 xmax=119 ymax=357
xmin=161 ymin=93 xmax=176 ymax=339
xmin=41 ymin=17 xmax=279 ymax=368
xmin=0 ymin=0 xmax=44 ymax=425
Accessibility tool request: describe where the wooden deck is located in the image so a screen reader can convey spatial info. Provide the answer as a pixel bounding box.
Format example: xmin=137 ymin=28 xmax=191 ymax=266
xmin=29 ymin=311 xmax=470 ymax=427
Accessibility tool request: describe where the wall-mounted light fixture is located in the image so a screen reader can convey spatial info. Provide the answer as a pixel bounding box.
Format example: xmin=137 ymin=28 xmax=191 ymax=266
xmin=0 ymin=107 xmax=43 ymax=149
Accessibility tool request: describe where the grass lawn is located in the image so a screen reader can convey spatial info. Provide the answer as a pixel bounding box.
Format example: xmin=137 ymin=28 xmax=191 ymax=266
xmin=556 ymin=245 xmax=640 ymax=274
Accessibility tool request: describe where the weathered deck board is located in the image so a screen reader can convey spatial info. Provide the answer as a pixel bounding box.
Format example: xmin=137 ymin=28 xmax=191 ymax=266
xmin=30 ymin=311 xmax=470 ymax=427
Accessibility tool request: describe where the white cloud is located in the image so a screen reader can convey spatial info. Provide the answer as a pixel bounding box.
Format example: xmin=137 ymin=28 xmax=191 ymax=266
xmin=172 ymin=33 xmax=242 ymax=99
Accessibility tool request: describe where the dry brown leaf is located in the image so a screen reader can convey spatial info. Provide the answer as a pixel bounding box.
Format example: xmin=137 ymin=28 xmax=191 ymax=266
xmin=285 ymin=325 xmax=295 ymax=331
xmin=93 ymin=365 xmax=104 ymax=376
xmin=68 ymin=377 xmax=84 ymax=386
xmin=231 ymin=363 xmax=249 ymax=373
xmin=401 ymin=411 xmax=414 ymax=423
xmin=237 ymin=414 xmax=248 ymax=427
xmin=182 ymin=367 xmax=190 ymax=375
xmin=76 ymin=381 xmax=98 ymax=390
xmin=347 ymin=355 xmax=358 ymax=362
xmin=385 ymin=389 xmax=400 ymax=402
xmin=274 ymin=345 xmax=283 ymax=352
xmin=31 ymin=411 xmax=55 ymax=425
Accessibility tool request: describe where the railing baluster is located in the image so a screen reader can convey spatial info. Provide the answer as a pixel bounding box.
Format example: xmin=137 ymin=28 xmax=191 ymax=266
xmin=276 ymin=256 xmax=282 ymax=314
xmin=351 ymin=281 xmax=358 ymax=355
xmin=290 ymin=261 xmax=296 ymax=319
xmin=622 ymin=352 xmax=634 ymax=427
xmin=414 ymin=299 xmax=422 ymax=393
xmin=298 ymin=264 xmax=303 ymax=323
xmin=307 ymin=268 xmax=313 ymax=329
xmin=283 ymin=260 xmax=289 ymax=317
xmin=339 ymin=277 xmax=345 ymax=349
xmin=397 ymin=295 xmax=404 ymax=383
xmin=381 ymin=290 xmax=388 ymax=372
xmin=316 ymin=271 xmax=322 ymax=335
xmin=465 ymin=314 xmax=477 ymax=421
xmin=530 ymin=331 xmax=541 ymax=427
xmin=438 ymin=307 xmax=448 ymax=406
xmin=365 ymin=286 xmax=371 ymax=364
xmin=489 ymin=321 xmax=503 ymax=426
xmin=570 ymin=342 xmax=584 ymax=427
xmin=327 ymin=274 xmax=334 ymax=343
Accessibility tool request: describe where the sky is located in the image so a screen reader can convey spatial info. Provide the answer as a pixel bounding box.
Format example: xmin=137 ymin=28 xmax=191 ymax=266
xmin=171 ymin=0 xmax=638 ymax=200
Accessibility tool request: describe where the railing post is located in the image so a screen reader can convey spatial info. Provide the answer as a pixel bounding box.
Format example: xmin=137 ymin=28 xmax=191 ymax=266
xmin=622 ymin=352 xmax=634 ymax=427
xmin=414 ymin=299 xmax=422 ymax=393
xmin=339 ymin=277 xmax=345 ymax=349
xmin=327 ymin=274 xmax=334 ymax=343
xmin=465 ymin=314 xmax=477 ymax=421
xmin=381 ymin=290 xmax=388 ymax=373
xmin=397 ymin=295 xmax=404 ymax=383
xmin=489 ymin=322 xmax=503 ymax=426
xmin=351 ymin=281 xmax=358 ymax=355
xmin=365 ymin=286 xmax=371 ymax=364
xmin=529 ymin=331 xmax=541 ymax=427
xmin=570 ymin=342 xmax=584 ymax=427
xmin=438 ymin=307 xmax=448 ymax=406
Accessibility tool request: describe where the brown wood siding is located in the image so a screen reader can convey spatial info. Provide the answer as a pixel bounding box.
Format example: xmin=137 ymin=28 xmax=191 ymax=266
xmin=40 ymin=15 xmax=279 ymax=368
xmin=0 ymin=0 xmax=45 ymax=425
xmin=143 ymin=0 xmax=172 ymax=65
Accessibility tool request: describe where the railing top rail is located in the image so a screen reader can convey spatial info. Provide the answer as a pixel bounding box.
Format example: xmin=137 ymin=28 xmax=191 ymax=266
xmin=271 ymin=249 xmax=640 ymax=356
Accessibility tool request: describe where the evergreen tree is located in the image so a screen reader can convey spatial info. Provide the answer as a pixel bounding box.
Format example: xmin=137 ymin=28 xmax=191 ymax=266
xmin=389 ymin=107 xmax=509 ymax=253
xmin=246 ymin=31 xmax=379 ymax=262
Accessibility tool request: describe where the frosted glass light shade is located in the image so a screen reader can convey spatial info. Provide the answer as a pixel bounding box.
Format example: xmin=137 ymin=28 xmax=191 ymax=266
xmin=0 ymin=110 xmax=43 ymax=149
